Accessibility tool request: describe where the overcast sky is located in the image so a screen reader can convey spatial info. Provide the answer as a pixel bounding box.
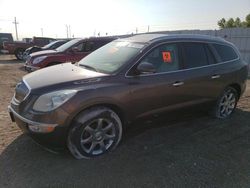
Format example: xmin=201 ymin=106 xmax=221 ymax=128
xmin=0 ymin=0 xmax=249 ymax=40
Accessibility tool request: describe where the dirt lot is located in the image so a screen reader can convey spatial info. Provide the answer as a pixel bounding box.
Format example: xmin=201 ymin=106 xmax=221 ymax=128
xmin=0 ymin=55 xmax=250 ymax=188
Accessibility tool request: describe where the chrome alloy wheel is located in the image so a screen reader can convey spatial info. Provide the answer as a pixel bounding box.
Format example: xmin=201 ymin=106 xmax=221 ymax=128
xmin=219 ymin=91 xmax=237 ymax=118
xmin=80 ymin=118 xmax=116 ymax=155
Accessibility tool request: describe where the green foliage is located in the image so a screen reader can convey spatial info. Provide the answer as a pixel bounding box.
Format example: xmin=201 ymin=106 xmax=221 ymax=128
xmin=234 ymin=17 xmax=241 ymax=27
xmin=246 ymin=14 xmax=250 ymax=27
xmin=218 ymin=18 xmax=226 ymax=29
xmin=218 ymin=13 xmax=250 ymax=28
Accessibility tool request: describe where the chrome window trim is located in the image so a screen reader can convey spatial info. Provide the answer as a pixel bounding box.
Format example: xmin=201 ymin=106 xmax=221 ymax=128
xmin=125 ymin=40 xmax=240 ymax=78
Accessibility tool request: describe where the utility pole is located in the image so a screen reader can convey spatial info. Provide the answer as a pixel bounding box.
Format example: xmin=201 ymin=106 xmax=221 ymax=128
xmin=69 ymin=25 xmax=71 ymax=38
xmin=41 ymin=28 xmax=43 ymax=36
xmin=147 ymin=25 xmax=150 ymax=32
xmin=13 ymin=17 xmax=19 ymax=40
xmin=66 ymin=25 xmax=69 ymax=38
xmin=136 ymin=27 xmax=138 ymax=34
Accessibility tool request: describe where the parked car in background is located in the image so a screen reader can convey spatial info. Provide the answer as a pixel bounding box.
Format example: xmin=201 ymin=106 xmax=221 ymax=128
xmin=0 ymin=33 xmax=13 ymax=53
xmin=23 ymin=40 xmax=69 ymax=61
xmin=3 ymin=37 xmax=54 ymax=60
xmin=9 ymin=34 xmax=248 ymax=159
xmin=22 ymin=38 xmax=32 ymax=43
xmin=24 ymin=37 xmax=117 ymax=72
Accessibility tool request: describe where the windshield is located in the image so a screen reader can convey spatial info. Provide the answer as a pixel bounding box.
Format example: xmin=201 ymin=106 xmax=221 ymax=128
xmin=56 ymin=39 xmax=81 ymax=52
xmin=79 ymin=41 xmax=145 ymax=74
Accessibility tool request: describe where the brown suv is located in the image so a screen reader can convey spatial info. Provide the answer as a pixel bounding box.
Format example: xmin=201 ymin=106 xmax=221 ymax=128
xmin=8 ymin=34 xmax=248 ymax=159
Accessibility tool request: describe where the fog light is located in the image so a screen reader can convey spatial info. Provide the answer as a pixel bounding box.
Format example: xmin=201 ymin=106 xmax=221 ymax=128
xmin=28 ymin=125 xmax=55 ymax=133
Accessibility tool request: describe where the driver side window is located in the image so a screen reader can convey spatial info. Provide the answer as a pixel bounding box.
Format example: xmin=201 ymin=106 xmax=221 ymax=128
xmin=73 ymin=42 xmax=85 ymax=52
xmin=140 ymin=43 xmax=180 ymax=73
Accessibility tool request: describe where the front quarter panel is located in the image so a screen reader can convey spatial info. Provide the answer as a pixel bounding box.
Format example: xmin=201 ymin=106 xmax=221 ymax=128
xmin=61 ymin=78 xmax=131 ymax=125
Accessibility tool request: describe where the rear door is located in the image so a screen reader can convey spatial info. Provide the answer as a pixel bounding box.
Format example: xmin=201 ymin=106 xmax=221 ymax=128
xmin=208 ymin=43 xmax=241 ymax=95
xmin=179 ymin=42 xmax=221 ymax=105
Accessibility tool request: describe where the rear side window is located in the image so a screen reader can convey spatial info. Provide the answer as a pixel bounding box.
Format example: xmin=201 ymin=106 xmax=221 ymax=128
xmin=212 ymin=44 xmax=238 ymax=62
xmin=205 ymin=45 xmax=217 ymax=64
xmin=182 ymin=43 xmax=208 ymax=69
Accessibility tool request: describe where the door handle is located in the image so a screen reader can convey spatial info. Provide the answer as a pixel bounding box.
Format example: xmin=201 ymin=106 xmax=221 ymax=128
xmin=211 ymin=75 xmax=221 ymax=79
xmin=173 ymin=81 xmax=184 ymax=87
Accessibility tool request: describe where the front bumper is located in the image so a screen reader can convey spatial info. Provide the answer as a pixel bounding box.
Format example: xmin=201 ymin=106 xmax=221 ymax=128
xmin=8 ymin=105 xmax=68 ymax=150
xmin=0 ymin=49 xmax=9 ymax=54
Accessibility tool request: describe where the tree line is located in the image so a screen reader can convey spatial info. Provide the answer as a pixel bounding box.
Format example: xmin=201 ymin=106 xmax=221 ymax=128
xmin=218 ymin=13 xmax=250 ymax=28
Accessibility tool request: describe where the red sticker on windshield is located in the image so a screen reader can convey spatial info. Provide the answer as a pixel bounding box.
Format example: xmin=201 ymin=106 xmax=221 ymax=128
xmin=162 ymin=51 xmax=172 ymax=63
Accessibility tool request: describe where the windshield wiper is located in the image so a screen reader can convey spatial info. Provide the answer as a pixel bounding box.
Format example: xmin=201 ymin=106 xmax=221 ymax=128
xmin=79 ymin=64 xmax=99 ymax=72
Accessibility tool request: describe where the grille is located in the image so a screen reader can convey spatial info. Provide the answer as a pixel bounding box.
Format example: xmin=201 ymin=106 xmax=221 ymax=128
xmin=14 ymin=81 xmax=29 ymax=103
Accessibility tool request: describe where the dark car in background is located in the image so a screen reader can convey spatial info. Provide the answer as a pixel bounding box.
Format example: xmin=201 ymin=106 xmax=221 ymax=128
xmin=9 ymin=34 xmax=248 ymax=159
xmin=0 ymin=33 xmax=13 ymax=53
xmin=23 ymin=40 xmax=69 ymax=61
xmin=24 ymin=37 xmax=117 ymax=72
xmin=3 ymin=37 xmax=54 ymax=60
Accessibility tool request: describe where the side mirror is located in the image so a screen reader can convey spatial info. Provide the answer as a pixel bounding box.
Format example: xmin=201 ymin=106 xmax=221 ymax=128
xmin=137 ymin=62 xmax=156 ymax=74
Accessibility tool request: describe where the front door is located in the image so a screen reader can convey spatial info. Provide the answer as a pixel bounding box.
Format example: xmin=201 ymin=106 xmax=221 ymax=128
xmin=127 ymin=43 xmax=190 ymax=118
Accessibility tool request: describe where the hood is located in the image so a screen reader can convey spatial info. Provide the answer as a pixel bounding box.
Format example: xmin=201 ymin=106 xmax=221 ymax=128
xmin=30 ymin=49 xmax=57 ymax=57
xmin=23 ymin=63 xmax=107 ymax=89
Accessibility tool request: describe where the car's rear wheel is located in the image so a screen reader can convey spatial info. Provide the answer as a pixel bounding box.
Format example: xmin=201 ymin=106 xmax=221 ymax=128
xmin=67 ymin=107 xmax=122 ymax=159
xmin=214 ymin=87 xmax=239 ymax=119
xmin=15 ymin=48 xmax=25 ymax=60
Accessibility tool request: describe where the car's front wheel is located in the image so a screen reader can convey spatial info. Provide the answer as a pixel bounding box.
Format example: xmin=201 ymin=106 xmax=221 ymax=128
xmin=15 ymin=48 xmax=25 ymax=60
xmin=214 ymin=87 xmax=239 ymax=119
xmin=67 ymin=107 xmax=122 ymax=159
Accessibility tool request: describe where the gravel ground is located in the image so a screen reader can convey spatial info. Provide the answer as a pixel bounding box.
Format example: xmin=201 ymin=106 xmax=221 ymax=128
xmin=0 ymin=55 xmax=250 ymax=188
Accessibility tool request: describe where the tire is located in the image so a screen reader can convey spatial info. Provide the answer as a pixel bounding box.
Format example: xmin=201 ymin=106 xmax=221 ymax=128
xmin=15 ymin=48 xmax=25 ymax=60
xmin=213 ymin=87 xmax=239 ymax=119
xmin=67 ymin=107 xmax=123 ymax=159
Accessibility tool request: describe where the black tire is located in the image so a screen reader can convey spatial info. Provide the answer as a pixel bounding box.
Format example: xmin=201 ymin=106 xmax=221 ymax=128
xmin=15 ymin=48 xmax=25 ymax=60
xmin=67 ymin=107 xmax=122 ymax=159
xmin=213 ymin=87 xmax=239 ymax=119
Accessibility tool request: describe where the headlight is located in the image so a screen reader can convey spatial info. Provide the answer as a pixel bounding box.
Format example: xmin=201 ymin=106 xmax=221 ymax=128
xmin=32 ymin=56 xmax=47 ymax=64
xmin=33 ymin=90 xmax=77 ymax=112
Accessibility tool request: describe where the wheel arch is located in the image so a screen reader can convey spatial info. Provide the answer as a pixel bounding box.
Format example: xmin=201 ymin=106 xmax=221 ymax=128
xmin=14 ymin=48 xmax=25 ymax=56
xmin=228 ymin=83 xmax=241 ymax=97
xmin=14 ymin=47 xmax=25 ymax=53
xmin=67 ymin=102 xmax=128 ymax=130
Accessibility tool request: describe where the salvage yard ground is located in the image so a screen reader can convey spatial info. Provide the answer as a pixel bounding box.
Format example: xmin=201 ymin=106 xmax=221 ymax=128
xmin=0 ymin=55 xmax=250 ymax=187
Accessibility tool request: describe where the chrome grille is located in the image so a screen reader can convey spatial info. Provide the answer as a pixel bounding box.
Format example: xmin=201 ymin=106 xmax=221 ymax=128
xmin=14 ymin=81 xmax=29 ymax=103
